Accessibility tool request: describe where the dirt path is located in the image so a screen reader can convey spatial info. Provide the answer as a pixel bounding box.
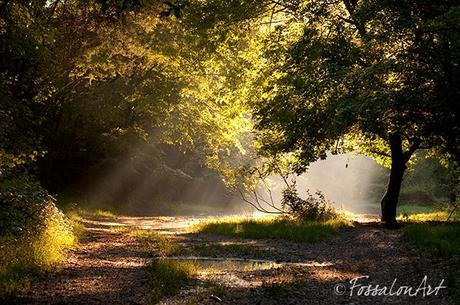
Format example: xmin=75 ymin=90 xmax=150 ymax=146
xmin=169 ymin=224 xmax=453 ymax=305
xmin=18 ymin=217 xmax=154 ymax=305
xmin=17 ymin=216 xmax=454 ymax=305
xmin=17 ymin=216 xmax=206 ymax=305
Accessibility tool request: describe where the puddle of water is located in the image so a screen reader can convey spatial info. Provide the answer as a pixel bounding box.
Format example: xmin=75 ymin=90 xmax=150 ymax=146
xmin=157 ymin=257 xmax=282 ymax=272
xmin=155 ymin=257 xmax=333 ymax=272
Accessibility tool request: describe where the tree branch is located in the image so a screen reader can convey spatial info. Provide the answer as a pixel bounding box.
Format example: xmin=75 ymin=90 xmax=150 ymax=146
xmin=369 ymin=149 xmax=391 ymax=158
xmin=237 ymin=189 xmax=282 ymax=214
xmin=404 ymin=140 xmax=420 ymax=162
xmin=341 ymin=0 xmax=367 ymax=39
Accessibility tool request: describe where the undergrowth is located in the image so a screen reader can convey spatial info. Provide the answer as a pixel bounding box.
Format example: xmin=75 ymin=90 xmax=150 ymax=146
xmin=403 ymin=222 xmax=460 ymax=304
xmin=0 ymin=176 xmax=81 ymax=298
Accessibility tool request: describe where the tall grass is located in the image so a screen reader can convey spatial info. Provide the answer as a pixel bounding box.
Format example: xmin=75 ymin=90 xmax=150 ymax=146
xmin=0 ymin=211 xmax=81 ymax=297
xmin=403 ymin=223 xmax=460 ymax=304
xmin=397 ymin=204 xmax=438 ymax=215
xmin=398 ymin=210 xmax=459 ymax=222
xmin=192 ymin=217 xmax=351 ymax=242
xmin=79 ymin=208 xmax=118 ymax=219
xmin=403 ymin=223 xmax=460 ymax=258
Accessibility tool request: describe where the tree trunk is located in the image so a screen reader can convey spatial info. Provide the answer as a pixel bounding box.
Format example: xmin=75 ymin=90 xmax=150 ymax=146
xmin=381 ymin=133 xmax=407 ymax=226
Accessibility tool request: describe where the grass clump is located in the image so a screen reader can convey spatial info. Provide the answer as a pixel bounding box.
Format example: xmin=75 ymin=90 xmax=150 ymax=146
xmin=0 ymin=216 xmax=79 ymax=297
xmin=83 ymin=209 xmax=118 ymax=219
xmin=397 ymin=204 xmax=437 ymax=216
xmin=402 ymin=223 xmax=460 ymax=258
xmin=402 ymin=222 xmax=460 ymax=304
xmin=148 ymin=259 xmax=197 ymax=303
xmin=192 ymin=217 xmax=351 ymax=242
xmin=260 ymin=271 xmax=300 ymax=302
xmin=398 ymin=210 xmax=459 ymax=222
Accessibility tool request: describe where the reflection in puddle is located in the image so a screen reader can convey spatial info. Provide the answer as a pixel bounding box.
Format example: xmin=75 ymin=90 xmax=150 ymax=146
xmin=156 ymin=257 xmax=332 ymax=272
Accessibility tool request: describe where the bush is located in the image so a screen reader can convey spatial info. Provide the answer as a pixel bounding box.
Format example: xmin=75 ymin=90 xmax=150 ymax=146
xmin=0 ymin=174 xmax=78 ymax=297
xmin=1 ymin=175 xmax=53 ymax=235
xmin=281 ymin=182 xmax=338 ymax=221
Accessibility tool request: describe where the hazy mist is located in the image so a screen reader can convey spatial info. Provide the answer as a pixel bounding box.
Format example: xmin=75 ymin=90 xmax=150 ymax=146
xmin=263 ymin=153 xmax=387 ymax=214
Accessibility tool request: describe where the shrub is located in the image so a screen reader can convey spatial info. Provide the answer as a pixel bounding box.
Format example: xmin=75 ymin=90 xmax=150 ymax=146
xmin=0 ymin=174 xmax=78 ymax=297
xmin=281 ymin=182 xmax=338 ymax=221
xmin=0 ymin=175 xmax=53 ymax=236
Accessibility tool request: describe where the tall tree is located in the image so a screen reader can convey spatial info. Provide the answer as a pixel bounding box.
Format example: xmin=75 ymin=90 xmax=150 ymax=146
xmin=251 ymin=0 xmax=460 ymax=225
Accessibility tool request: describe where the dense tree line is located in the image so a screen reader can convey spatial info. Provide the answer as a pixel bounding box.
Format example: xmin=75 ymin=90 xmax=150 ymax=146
xmin=0 ymin=0 xmax=255 ymax=210
xmin=1 ymin=0 xmax=459 ymax=223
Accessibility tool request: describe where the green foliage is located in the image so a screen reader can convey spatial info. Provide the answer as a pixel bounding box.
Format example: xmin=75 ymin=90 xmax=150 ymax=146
xmin=398 ymin=210 xmax=459 ymax=222
xmin=89 ymin=209 xmax=118 ymax=219
xmin=281 ymin=182 xmax=339 ymax=221
xmin=252 ymin=0 xmax=460 ymax=170
xmin=193 ymin=217 xmax=351 ymax=242
xmin=400 ymin=155 xmax=458 ymax=205
xmin=403 ymin=223 xmax=460 ymax=257
xmin=2 ymin=0 xmax=459 ymax=222
xmin=403 ymin=223 xmax=460 ymax=304
xmin=0 ymin=175 xmax=79 ymax=298
xmin=0 ymin=0 xmax=262 ymax=205
xmin=0 ymin=175 xmax=60 ymax=235
xmin=0 ymin=0 xmax=261 ymax=207
xmin=0 ymin=0 xmax=54 ymax=166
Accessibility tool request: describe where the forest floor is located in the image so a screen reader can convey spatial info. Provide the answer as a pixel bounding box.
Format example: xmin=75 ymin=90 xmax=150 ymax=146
xmin=16 ymin=215 xmax=454 ymax=305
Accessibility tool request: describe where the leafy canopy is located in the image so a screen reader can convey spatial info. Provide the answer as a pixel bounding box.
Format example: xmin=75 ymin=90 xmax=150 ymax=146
xmin=252 ymin=0 xmax=460 ymax=171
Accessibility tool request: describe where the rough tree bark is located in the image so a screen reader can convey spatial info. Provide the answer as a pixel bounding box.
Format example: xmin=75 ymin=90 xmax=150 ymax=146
xmin=381 ymin=133 xmax=419 ymax=226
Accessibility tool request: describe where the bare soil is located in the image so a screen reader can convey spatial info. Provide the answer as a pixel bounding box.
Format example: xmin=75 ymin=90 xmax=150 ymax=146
xmin=16 ymin=216 xmax=455 ymax=305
